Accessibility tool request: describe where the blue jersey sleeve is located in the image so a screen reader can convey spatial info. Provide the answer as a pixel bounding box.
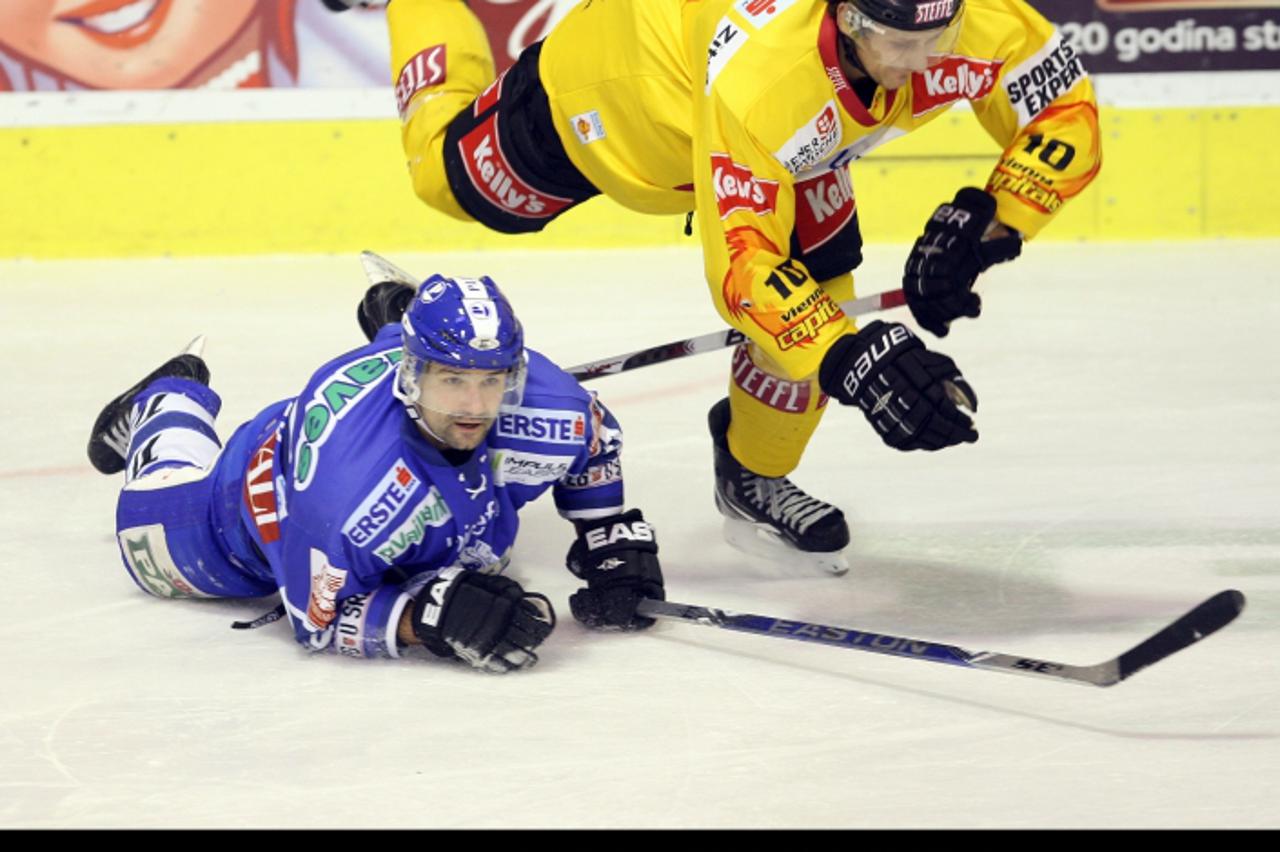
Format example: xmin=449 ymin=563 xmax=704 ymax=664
xmin=275 ymin=441 xmax=422 ymax=659
xmin=278 ymin=520 xmax=412 ymax=660
xmin=553 ymin=390 xmax=626 ymax=521
xmin=492 ymin=349 xmax=628 ymax=522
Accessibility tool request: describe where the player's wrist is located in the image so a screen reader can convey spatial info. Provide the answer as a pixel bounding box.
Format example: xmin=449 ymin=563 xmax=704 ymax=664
xmin=397 ymin=602 xmax=422 ymax=647
xmin=567 ymin=509 xmax=658 ymax=576
xmin=983 ymin=219 xmax=1021 ymax=242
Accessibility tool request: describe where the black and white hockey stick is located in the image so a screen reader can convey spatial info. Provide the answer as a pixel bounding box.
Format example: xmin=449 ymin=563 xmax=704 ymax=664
xmin=354 ymin=250 xmax=905 ymax=383
xmin=637 ymin=589 xmax=1245 ymax=687
xmin=567 ymin=289 xmax=907 ymax=382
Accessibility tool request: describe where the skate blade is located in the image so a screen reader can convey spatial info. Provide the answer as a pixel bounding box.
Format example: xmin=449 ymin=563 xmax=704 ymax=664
xmin=182 ymin=335 xmax=207 ymax=359
xmin=721 ymin=517 xmax=850 ymax=576
xmin=360 ymin=250 xmax=420 ymax=288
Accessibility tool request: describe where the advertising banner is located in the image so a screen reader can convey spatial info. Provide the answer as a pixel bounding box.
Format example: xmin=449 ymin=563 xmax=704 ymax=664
xmin=3 ymin=1 xmax=1278 ymax=92
xmin=0 ymin=0 xmax=576 ymax=91
xmin=1034 ymin=0 xmax=1280 ymax=72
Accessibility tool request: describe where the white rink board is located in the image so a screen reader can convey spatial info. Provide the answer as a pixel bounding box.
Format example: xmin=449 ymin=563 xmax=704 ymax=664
xmin=1 ymin=242 xmax=1278 ymax=828
xmin=4 ymin=71 xmax=1278 ymax=129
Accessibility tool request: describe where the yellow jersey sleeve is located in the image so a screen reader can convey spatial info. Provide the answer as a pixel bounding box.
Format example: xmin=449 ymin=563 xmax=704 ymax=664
xmin=965 ymin=0 xmax=1102 ymax=238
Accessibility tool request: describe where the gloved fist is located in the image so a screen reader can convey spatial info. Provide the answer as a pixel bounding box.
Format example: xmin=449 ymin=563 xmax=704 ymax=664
xmin=903 ymin=187 xmax=1022 ymax=337
xmin=410 ymin=567 xmax=555 ymax=673
xmin=566 ymin=509 xmax=664 ymax=631
xmin=818 ymin=321 xmax=979 ymax=452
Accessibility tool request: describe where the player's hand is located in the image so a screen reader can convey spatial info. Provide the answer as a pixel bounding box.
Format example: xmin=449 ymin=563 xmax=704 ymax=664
xmin=566 ymin=509 xmax=664 ymax=631
xmin=818 ymin=321 xmax=978 ymax=452
xmin=903 ymin=188 xmax=1022 ymax=337
xmin=409 ymin=568 xmax=555 ymax=673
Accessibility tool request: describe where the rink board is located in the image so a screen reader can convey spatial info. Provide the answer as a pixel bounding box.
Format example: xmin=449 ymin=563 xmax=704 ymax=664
xmin=4 ymin=104 xmax=1279 ymax=259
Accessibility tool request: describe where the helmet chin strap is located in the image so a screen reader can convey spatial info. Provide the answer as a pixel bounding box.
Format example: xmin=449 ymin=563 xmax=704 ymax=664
xmin=838 ymin=23 xmax=874 ymax=81
xmin=415 ymin=412 xmax=452 ymax=448
xmin=396 ymin=391 xmax=452 ymax=448
xmin=394 ymin=359 xmax=452 ymax=447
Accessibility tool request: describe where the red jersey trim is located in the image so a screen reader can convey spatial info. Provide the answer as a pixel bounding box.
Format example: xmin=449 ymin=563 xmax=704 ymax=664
xmin=817 ymin=12 xmax=895 ymax=128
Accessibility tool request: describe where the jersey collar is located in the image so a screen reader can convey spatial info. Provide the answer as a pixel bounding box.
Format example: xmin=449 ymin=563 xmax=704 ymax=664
xmin=818 ymin=11 xmax=897 ymax=128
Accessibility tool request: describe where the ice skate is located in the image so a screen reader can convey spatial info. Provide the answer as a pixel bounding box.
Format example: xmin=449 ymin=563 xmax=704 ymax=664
xmin=709 ymin=399 xmax=851 ymax=576
xmin=87 ymin=336 xmax=210 ymax=475
xmin=357 ymin=251 xmax=419 ymax=341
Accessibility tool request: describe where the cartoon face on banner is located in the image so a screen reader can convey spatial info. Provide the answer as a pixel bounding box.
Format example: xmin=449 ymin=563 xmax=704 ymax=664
xmin=0 ymin=0 xmax=280 ymax=89
xmin=0 ymin=0 xmax=581 ymax=91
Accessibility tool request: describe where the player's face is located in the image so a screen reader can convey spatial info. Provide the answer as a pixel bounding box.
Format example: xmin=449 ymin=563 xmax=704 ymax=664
xmin=847 ymin=10 xmax=962 ymax=90
xmin=416 ymin=364 xmax=510 ymax=451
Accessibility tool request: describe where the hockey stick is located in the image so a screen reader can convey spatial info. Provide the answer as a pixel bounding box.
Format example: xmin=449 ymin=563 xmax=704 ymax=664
xmin=354 ymin=250 xmax=904 ymax=382
xmin=567 ymin=289 xmax=906 ymax=382
xmin=637 ymin=589 xmax=1246 ymax=687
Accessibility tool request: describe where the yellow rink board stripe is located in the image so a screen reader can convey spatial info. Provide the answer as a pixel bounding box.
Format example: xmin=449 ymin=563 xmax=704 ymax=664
xmin=3 ymin=106 xmax=1278 ymax=259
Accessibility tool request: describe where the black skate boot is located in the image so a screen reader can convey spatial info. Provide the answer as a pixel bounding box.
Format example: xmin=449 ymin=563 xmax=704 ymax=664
xmin=320 ymin=0 xmax=387 ymax=11
xmin=87 ymin=336 xmax=210 ymax=475
xmin=357 ymin=281 xmax=416 ymax=342
xmin=709 ymin=398 xmax=851 ymax=575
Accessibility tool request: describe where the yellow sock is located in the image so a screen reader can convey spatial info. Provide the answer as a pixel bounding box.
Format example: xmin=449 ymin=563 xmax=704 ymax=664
xmin=725 ymin=343 xmax=830 ymax=478
xmin=724 ymin=273 xmax=860 ymax=476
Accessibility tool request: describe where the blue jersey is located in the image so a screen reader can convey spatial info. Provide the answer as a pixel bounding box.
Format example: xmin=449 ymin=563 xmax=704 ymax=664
xmin=211 ymin=325 xmax=625 ymax=659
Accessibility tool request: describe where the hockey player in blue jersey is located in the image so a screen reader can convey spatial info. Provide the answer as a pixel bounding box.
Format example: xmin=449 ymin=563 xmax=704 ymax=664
xmin=88 ymin=267 xmax=665 ymax=673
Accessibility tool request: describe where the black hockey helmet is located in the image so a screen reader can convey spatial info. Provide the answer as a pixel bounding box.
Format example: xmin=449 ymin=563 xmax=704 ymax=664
xmin=836 ymin=0 xmax=965 ymax=32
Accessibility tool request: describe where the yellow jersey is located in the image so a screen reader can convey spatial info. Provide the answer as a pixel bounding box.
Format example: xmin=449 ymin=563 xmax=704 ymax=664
xmin=538 ymin=0 xmax=1100 ymax=377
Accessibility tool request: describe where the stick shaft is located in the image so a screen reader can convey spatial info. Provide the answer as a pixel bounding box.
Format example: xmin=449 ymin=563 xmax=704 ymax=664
xmin=638 ymin=590 xmax=1244 ymax=688
xmin=569 ymin=289 xmax=906 ymax=382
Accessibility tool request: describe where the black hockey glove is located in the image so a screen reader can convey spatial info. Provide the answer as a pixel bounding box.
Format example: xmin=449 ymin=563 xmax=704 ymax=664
xmin=903 ymin=187 xmax=1023 ymax=338
xmin=409 ymin=567 xmax=556 ymax=673
xmin=818 ymin=321 xmax=978 ymax=452
xmin=566 ymin=509 xmax=665 ymax=631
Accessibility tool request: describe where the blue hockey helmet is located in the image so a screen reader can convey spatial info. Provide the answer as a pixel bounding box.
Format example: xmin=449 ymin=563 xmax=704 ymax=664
xmin=394 ymin=273 xmax=527 ymax=417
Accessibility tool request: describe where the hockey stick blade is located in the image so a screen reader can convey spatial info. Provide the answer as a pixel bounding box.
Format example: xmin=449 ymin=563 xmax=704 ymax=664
xmin=568 ymin=289 xmax=906 ymax=382
xmin=638 ymin=589 xmax=1245 ymax=688
xmin=1111 ymin=588 xmax=1246 ymax=684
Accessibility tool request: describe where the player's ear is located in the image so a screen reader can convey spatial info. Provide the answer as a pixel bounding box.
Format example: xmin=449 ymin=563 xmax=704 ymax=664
xmin=836 ymin=2 xmax=857 ymax=37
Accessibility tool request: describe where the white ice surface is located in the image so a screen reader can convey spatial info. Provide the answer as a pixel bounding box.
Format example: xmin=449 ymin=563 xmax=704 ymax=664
xmin=1 ymin=242 xmax=1278 ymax=828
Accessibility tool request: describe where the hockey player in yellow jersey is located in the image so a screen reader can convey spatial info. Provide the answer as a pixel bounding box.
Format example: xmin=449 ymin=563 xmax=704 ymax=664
xmin=340 ymin=0 xmax=1101 ymax=573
